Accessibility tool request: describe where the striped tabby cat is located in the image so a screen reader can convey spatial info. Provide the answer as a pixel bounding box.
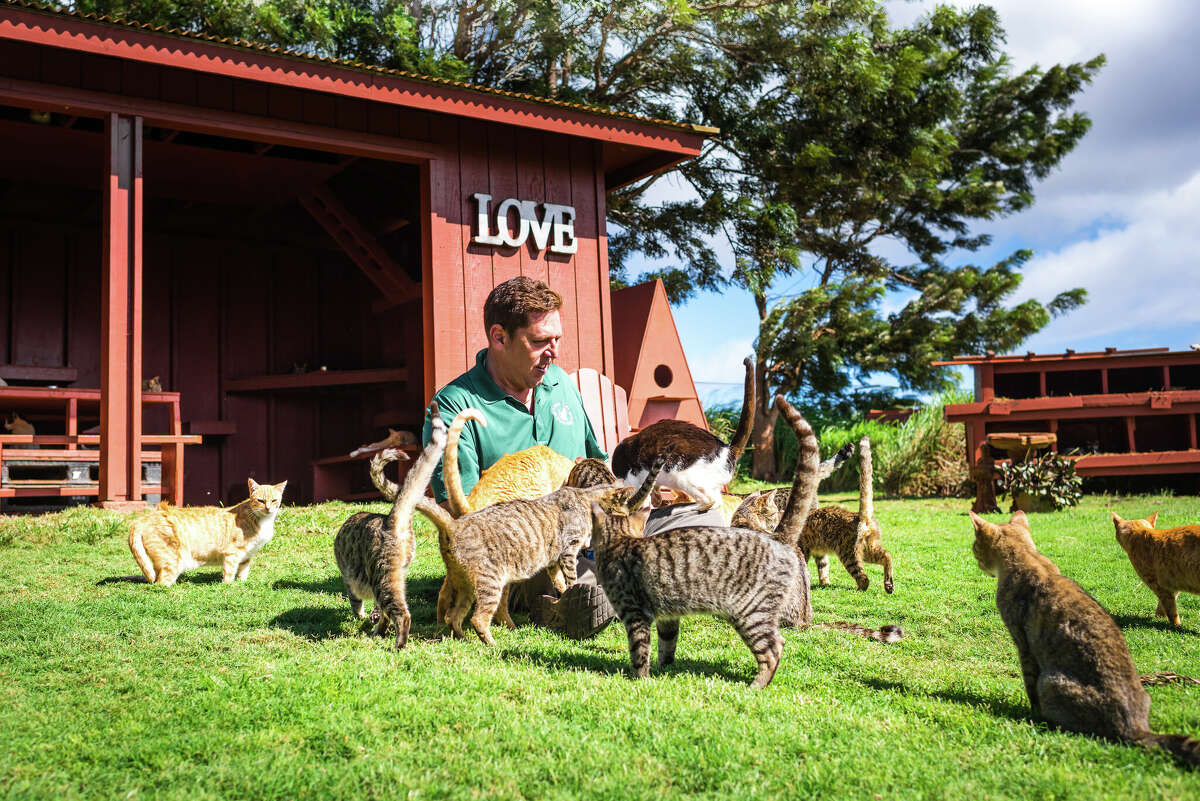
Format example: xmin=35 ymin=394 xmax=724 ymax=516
xmin=1111 ymin=512 xmax=1200 ymax=626
xmin=415 ymin=454 xmax=615 ymax=645
xmin=588 ymin=451 xmax=807 ymax=689
xmin=332 ymin=407 xmax=446 ymax=650
xmin=128 ymin=478 xmax=287 ymax=585
xmin=734 ymin=436 xmax=895 ymax=593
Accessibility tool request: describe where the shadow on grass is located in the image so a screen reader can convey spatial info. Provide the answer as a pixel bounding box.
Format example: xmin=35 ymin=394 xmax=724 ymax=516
xmin=850 ymin=673 xmax=1032 ymax=724
xmin=1111 ymin=614 xmax=1199 ymax=636
xmin=271 ymin=575 xmax=449 ymax=643
xmin=272 ymin=575 xmax=444 ymax=604
xmin=96 ymin=571 xmax=224 ymax=586
xmin=96 ymin=574 xmax=148 ymax=585
xmin=500 ymin=642 xmax=753 ymax=684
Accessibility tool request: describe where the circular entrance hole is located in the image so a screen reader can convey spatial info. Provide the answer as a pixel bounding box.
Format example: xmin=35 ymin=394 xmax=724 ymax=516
xmin=653 ymin=364 xmax=673 ymax=389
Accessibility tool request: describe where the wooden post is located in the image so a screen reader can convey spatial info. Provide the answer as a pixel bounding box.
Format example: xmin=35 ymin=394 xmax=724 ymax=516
xmin=98 ymin=113 xmax=145 ymax=511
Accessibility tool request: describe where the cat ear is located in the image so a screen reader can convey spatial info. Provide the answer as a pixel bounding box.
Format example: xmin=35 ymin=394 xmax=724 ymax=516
xmin=248 ymin=478 xmax=260 ymax=492
xmin=630 ymin=507 xmax=651 ymax=535
xmin=968 ymin=511 xmax=987 ymax=531
xmin=1111 ymin=512 xmax=1124 ymax=526
xmin=274 ymin=480 xmax=288 ymax=494
xmin=1147 ymin=511 xmax=1158 ymax=527
xmin=574 ymin=456 xmax=584 ymax=463
xmin=1008 ymin=510 xmax=1029 ymax=529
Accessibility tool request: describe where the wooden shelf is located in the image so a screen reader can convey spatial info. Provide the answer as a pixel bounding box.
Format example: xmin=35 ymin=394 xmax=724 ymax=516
xmin=312 ymin=445 xmax=419 ymax=467
xmin=185 ymin=420 xmax=237 ymax=436
xmin=0 ymin=364 xmax=78 ymax=383
xmin=224 ymin=367 xmax=407 ymax=393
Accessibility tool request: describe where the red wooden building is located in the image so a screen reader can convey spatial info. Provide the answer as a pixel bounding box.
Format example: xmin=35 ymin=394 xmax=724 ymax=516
xmin=939 ymin=347 xmax=1200 ymax=479
xmin=0 ymin=0 xmax=711 ymax=508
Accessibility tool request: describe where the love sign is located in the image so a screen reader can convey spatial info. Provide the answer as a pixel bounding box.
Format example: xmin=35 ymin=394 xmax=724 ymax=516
xmin=472 ymin=193 xmax=577 ymax=255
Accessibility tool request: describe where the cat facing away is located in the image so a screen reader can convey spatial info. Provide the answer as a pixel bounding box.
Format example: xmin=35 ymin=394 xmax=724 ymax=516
xmin=610 ymin=356 xmax=755 ymax=511
xmin=970 ymin=510 xmax=1200 ymax=766
xmin=333 ymin=410 xmax=446 ymax=650
xmin=1112 ymin=512 xmax=1200 ymax=627
xmin=414 ymin=413 xmax=615 ymax=645
xmin=588 ymin=451 xmax=806 ymax=689
xmin=128 ymin=478 xmax=287 ymax=585
xmin=733 ymin=436 xmax=894 ymax=593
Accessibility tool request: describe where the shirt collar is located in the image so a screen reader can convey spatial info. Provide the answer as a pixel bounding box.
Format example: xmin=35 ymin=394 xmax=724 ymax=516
xmin=469 ymin=348 xmax=562 ymax=402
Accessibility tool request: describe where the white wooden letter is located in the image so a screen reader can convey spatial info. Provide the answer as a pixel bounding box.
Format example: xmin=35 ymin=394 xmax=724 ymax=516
xmin=522 ymin=200 xmax=554 ymax=251
xmin=472 ymin=193 xmax=504 ymax=245
xmin=495 ymin=198 xmax=530 ymax=248
xmin=546 ymin=204 xmax=578 ymax=255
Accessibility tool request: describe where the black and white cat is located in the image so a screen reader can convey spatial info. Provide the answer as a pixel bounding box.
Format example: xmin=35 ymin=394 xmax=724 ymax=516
xmin=610 ymin=357 xmax=754 ymax=511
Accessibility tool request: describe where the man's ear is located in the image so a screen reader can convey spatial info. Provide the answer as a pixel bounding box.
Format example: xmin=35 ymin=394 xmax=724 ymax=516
xmin=488 ymin=323 xmax=507 ymax=347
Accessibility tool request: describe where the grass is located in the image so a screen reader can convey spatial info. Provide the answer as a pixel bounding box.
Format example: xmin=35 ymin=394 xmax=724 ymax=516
xmin=1 ymin=493 xmax=1199 ymax=800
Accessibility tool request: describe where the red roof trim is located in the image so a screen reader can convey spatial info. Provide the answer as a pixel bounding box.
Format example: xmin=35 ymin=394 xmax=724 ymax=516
xmin=933 ymin=347 xmax=1196 ymax=367
xmin=0 ymin=1 xmax=710 ymax=155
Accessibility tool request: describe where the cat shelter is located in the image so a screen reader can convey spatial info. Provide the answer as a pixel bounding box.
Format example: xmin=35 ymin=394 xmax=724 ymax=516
xmin=0 ymin=0 xmax=711 ymax=509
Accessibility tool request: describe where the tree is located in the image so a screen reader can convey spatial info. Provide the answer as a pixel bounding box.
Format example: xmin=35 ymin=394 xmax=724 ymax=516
xmin=609 ymin=1 xmax=1101 ymax=478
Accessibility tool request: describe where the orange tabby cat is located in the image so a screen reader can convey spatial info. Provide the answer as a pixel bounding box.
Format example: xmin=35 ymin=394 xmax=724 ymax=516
xmin=443 ymin=409 xmax=575 ymax=516
xmin=1112 ymin=512 xmax=1200 ymax=627
xmin=128 ymin=478 xmax=287 ymax=585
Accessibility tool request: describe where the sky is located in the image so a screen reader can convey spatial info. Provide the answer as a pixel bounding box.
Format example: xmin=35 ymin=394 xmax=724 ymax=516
xmin=629 ymin=0 xmax=1200 ymax=407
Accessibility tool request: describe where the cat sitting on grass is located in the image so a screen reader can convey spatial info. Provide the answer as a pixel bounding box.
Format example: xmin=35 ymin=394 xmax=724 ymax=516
xmin=128 ymin=478 xmax=287 ymax=586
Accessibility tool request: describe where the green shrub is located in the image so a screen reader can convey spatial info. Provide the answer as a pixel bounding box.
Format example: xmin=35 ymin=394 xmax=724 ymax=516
xmin=996 ymin=450 xmax=1083 ymax=511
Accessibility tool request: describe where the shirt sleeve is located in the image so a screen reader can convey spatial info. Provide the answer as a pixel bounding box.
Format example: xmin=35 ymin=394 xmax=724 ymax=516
xmin=423 ymin=393 xmax=481 ymax=504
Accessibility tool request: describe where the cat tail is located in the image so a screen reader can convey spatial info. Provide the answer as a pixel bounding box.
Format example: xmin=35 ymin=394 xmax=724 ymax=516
xmin=858 ymin=436 xmax=874 ymax=523
xmin=817 ymin=441 xmax=854 ymax=483
xmin=368 ymin=448 xmax=409 ymax=502
xmin=386 ymin=404 xmax=448 ymax=540
xmin=815 ymin=621 xmax=904 ymax=643
xmin=725 ymin=357 xmax=756 ymax=471
xmin=627 ymin=455 xmax=668 ymax=510
xmin=127 ymin=521 xmax=156 ymax=583
xmin=1134 ymin=731 xmax=1200 ymax=768
xmin=443 ymin=407 xmax=488 ymax=518
xmin=772 ymin=395 xmax=820 ymax=548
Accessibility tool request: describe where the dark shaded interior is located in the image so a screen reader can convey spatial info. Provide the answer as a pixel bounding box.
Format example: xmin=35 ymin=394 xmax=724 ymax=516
xmin=993 ymin=371 xmax=1040 ymax=399
xmin=1056 ymin=418 xmax=1130 ymax=454
xmin=1133 ymin=415 xmax=1190 ymax=453
xmin=1107 ymin=366 xmax=1165 ymax=394
xmin=1044 ymin=369 xmax=1102 ymax=397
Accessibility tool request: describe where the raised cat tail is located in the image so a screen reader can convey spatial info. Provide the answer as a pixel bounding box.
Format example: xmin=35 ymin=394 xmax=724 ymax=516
xmin=1134 ymin=731 xmax=1200 ymax=768
xmin=725 ymin=357 xmax=756 ymax=471
xmin=772 ymin=395 xmax=820 ymax=547
xmin=368 ymin=448 xmax=410 ymax=502
xmin=386 ymin=403 xmax=449 ymax=538
xmin=443 ymin=407 xmax=488 ymax=517
xmin=627 ymin=455 xmax=668 ymax=511
xmin=858 ymin=436 xmax=874 ymax=523
xmin=818 ymin=441 xmax=854 ymax=483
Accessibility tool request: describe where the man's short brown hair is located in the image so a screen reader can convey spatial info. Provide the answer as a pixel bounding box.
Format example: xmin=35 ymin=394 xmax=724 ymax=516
xmin=484 ymin=277 xmax=563 ymax=337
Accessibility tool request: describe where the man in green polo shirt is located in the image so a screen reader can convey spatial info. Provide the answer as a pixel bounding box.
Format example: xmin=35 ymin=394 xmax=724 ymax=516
xmin=420 ymin=277 xmax=607 ymax=503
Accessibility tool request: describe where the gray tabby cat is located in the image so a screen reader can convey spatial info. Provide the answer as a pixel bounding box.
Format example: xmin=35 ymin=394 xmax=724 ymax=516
xmin=414 ymin=457 xmax=617 ymax=645
xmin=332 ymin=405 xmax=445 ymax=650
xmin=734 ymin=436 xmax=895 ymax=593
xmin=587 ymin=395 xmax=823 ymax=688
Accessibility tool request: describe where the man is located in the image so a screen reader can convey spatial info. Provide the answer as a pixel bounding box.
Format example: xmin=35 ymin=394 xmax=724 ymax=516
xmin=420 ymin=276 xmax=606 ymax=503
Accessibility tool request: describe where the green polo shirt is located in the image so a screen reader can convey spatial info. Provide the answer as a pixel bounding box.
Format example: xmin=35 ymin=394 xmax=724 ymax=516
xmin=421 ymin=349 xmax=607 ymax=502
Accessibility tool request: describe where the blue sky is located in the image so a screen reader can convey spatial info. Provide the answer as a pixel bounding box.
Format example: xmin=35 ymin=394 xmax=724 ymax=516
xmin=625 ymin=0 xmax=1200 ymax=407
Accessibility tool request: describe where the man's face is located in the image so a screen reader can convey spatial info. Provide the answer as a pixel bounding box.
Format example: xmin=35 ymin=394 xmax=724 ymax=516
xmin=492 ymin=309 xmax=562 ymax=391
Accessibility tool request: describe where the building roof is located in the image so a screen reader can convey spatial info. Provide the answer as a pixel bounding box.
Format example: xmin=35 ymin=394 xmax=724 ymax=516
xmin=0 ymin=0 xmax=716 ymax=138
xmin=933 ymin=346 xmax=1200 ymax=367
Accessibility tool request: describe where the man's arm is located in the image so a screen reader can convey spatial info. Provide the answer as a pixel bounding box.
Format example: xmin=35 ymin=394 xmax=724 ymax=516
xmin=583 ymin=418 xmax=607 ymax=461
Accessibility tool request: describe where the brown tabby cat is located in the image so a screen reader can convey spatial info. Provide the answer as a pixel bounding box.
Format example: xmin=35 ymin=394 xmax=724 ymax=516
xmin=415 ymin=474 xmax=614 ymax=645
xmin=1112 ymin=512 xmax=1200 ymax=627
xmin=349 ymin=427 xmax=417 ymax=458
xmin=128 ymin=478 xmax=288 ymax=585
xmin=142 ymin=376 xmax=163 ymax=393
xmin=610 ymin=357 xmax=755 ymax=511
xmin=588 ymin=451 xmax=806 ymax=689
xmin=733 ymin=436 xmax=895 ymax=593
xmin=564 ymin=457 xmax=619 ymax=489
xmin=333 ymin=409 xmax=446 ymax=650
xmin=443 ymin=410 xmax=575 ymax=516
xmin=970 ymin=510 xmax=1200 ymax=766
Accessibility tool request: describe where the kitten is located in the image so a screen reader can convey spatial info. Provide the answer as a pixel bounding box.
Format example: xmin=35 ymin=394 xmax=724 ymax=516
xmin=610 ymin=356 xmax=755 ymax=511
xmin=333 ymin=410 xmax=446 ymax=649
xmin=588 ymin=455 xmax=803 ymax=689
xmin=414 ymin=448 xmax=613 ymax=645
xmin=970 ymin=510 xmax=1200 ymax=766
xmin=349 ymin=427 xmax=418 ymax=459
xmin=128 ymin=478 xmax=287 ymax=585
xmin=5 ymin=412 xmax=36 ymax=443
xmin=141 ymin=376 xmax=162 ymax=393
xmin=444 ymin=424 xmax=575 ymax=517
xmin=1112 ymin=512 xmax=1200 ymax=627
xmin=733 ymin=437 xmax=894 ymax=593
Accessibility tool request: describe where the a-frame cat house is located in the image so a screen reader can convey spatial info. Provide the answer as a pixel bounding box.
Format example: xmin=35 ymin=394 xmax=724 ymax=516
xmin=0 ymin=0 xmax=712 ymax=508
xmin=611 ymin=280 xmax=708 ymax=431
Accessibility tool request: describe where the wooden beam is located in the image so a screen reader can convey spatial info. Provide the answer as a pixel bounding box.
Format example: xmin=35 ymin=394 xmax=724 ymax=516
xmin=298 ymin=185 xmax=419 ymax=303
xmin=98 ymin=112 xmax=144 ymax=509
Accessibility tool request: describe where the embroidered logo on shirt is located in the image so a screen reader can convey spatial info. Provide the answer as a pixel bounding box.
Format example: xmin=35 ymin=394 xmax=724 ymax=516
xmin=551 ymin=402 xmax=574 ymax=425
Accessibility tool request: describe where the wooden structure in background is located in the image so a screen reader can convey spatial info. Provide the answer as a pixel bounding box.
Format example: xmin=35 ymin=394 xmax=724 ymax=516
xmin=939 ymin=347 xmax=1200 ymax=478
xmin=0 ymin=0 xmax=709 ymax=507
xmin=611 ymin=280 xmax=708 ymax=431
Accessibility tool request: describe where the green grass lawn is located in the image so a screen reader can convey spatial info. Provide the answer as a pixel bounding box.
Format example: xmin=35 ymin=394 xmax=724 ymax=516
xmin=1 ymin=492 xmax=1198 ymax=800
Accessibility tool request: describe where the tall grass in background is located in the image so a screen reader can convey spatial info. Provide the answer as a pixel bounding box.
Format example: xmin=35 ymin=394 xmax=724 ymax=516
xmin=709 ymin=387 xmax=973 ymax=497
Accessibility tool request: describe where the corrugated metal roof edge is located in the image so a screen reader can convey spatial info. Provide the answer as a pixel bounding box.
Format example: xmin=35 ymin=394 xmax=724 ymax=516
xmin=1 ymin=0 xmax=720 ymax=137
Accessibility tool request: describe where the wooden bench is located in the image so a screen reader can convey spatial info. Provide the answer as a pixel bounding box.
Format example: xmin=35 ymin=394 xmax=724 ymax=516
xmin=570 ymin=367 xmax=632 ymax=451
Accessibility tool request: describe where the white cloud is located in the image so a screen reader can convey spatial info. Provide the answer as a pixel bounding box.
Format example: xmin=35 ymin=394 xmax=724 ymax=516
xmin=687 ymin=337 xmax=756 ymax=384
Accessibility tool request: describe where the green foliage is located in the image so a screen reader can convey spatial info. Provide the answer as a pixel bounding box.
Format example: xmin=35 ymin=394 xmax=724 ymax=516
xmin=2 ymin=496 xmax=1199 ymax=799
xmin=996 ymin=450 xmax=1084 ymax=511
xmin=771 ymin=387 xmax=972 ymax=497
